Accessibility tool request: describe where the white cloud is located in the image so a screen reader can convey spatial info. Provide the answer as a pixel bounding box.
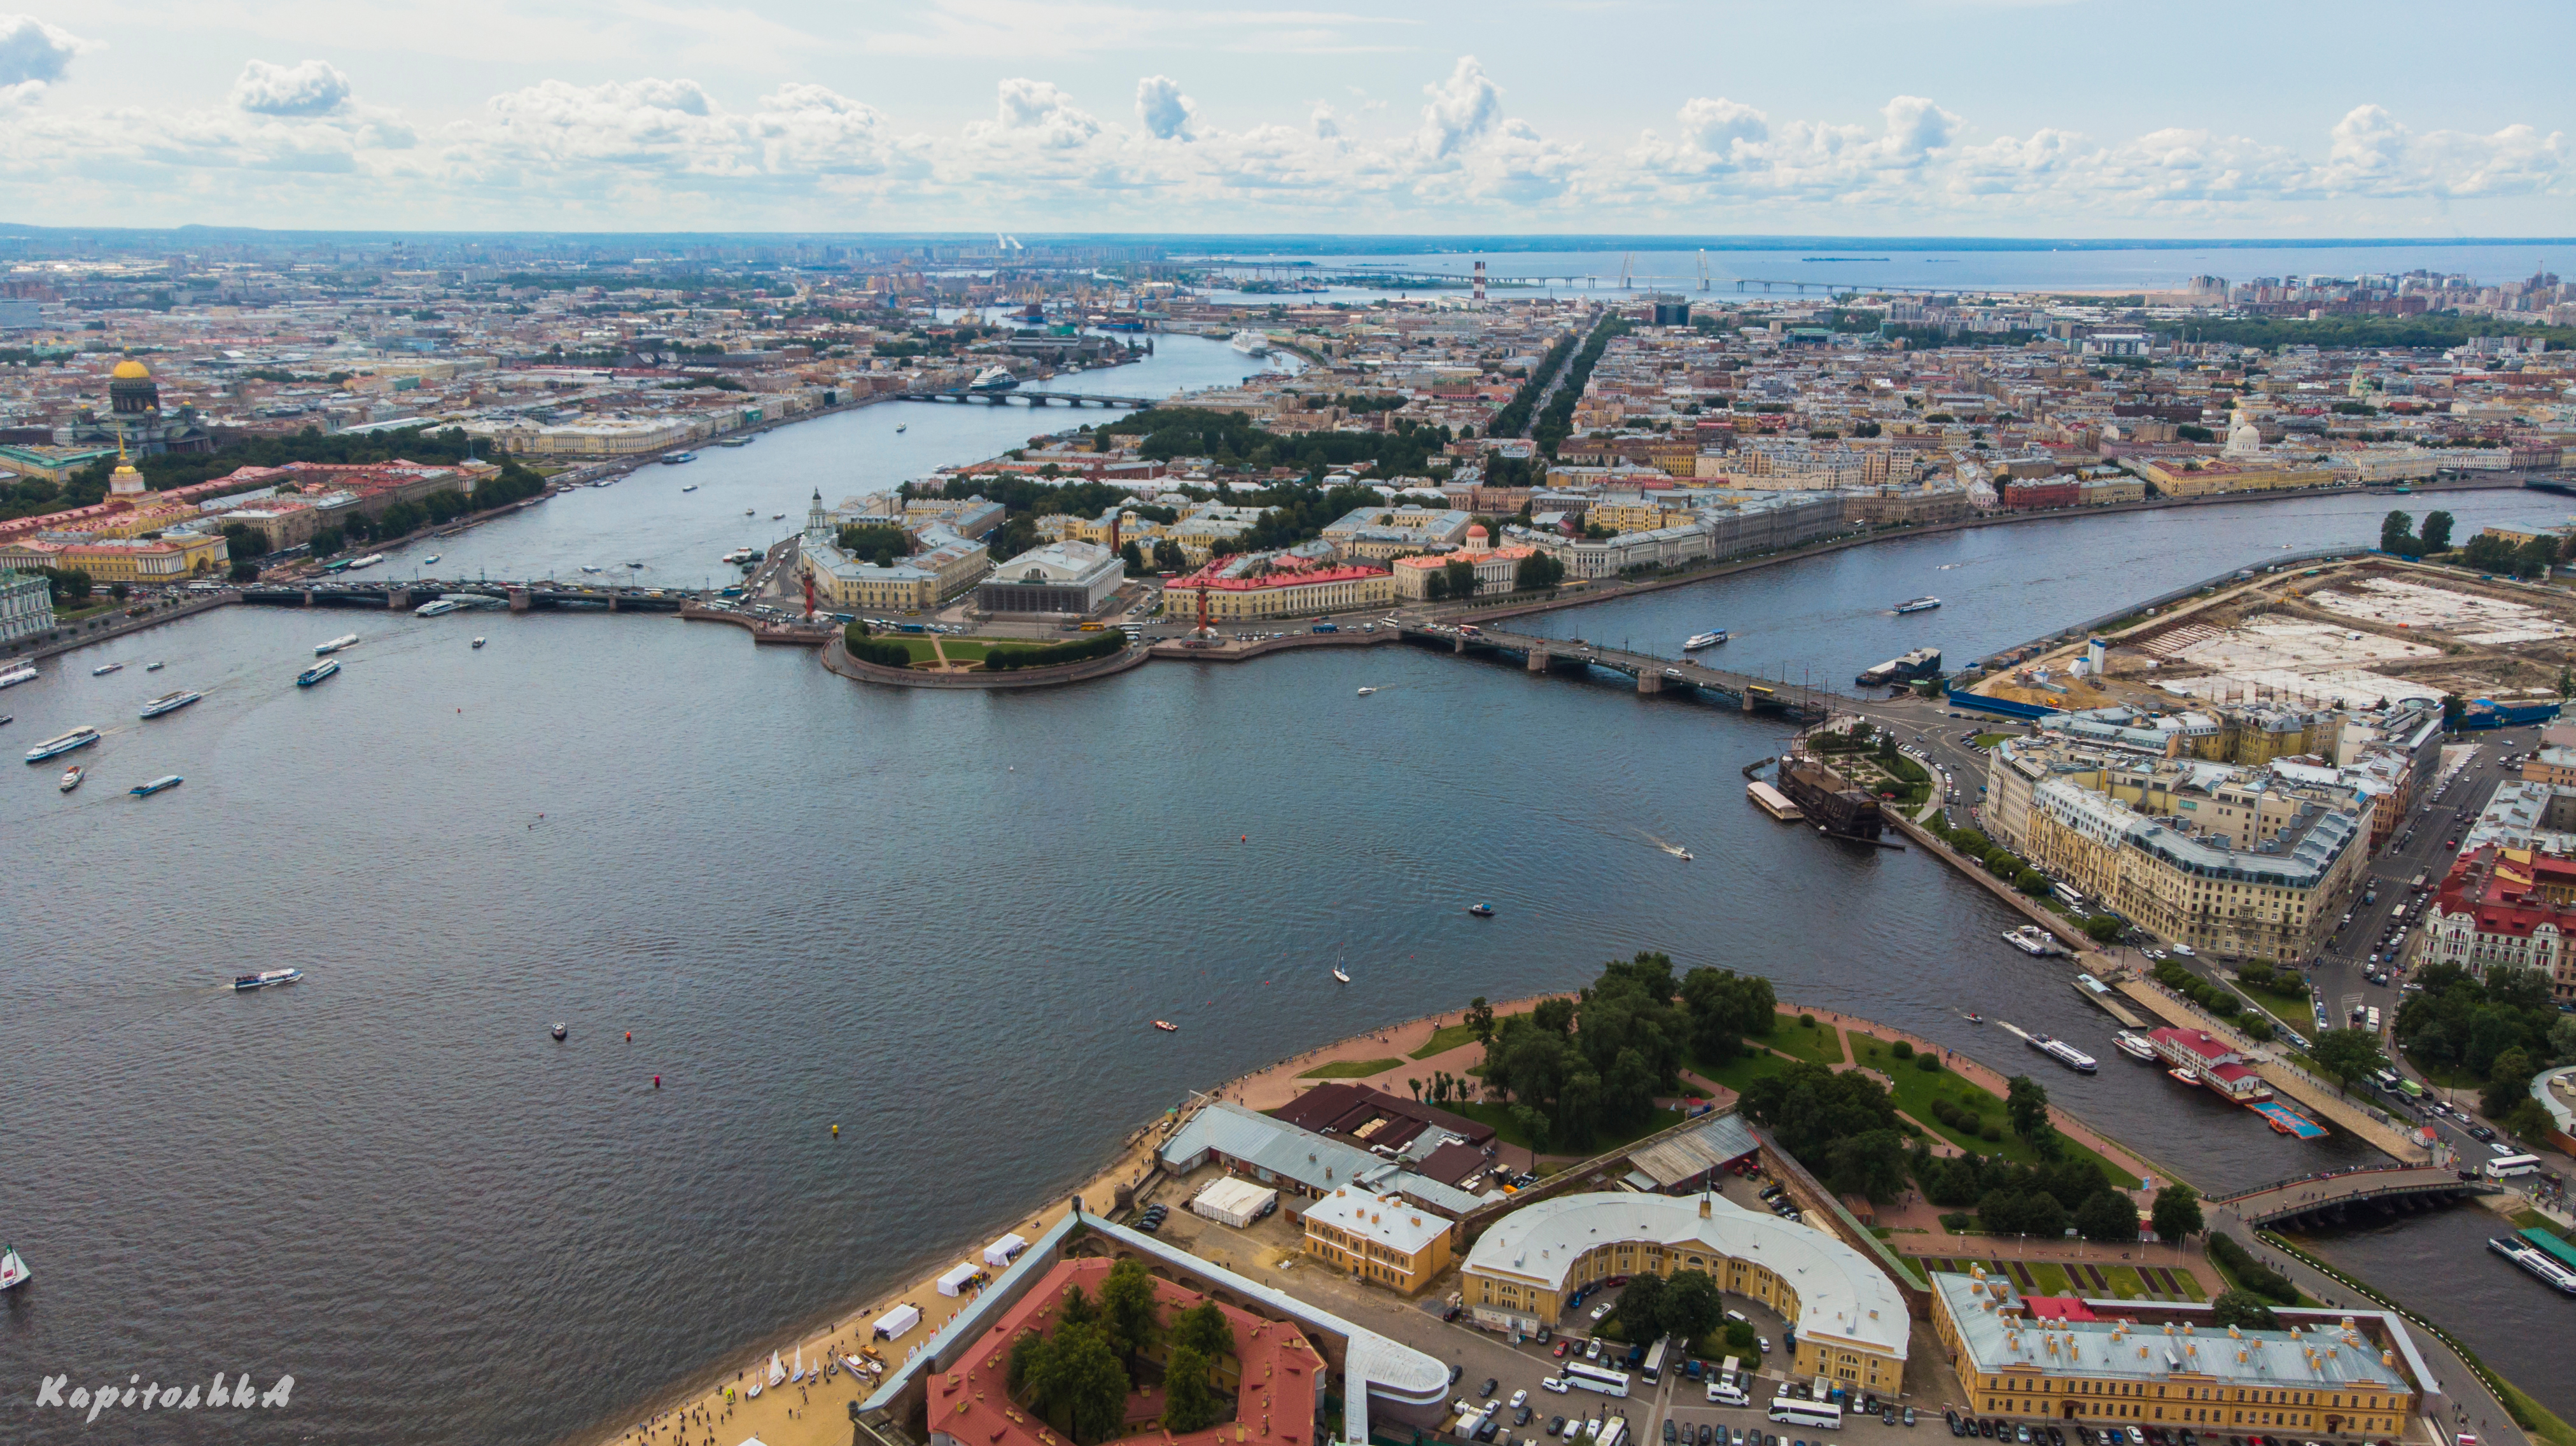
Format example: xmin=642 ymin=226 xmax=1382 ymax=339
xmin=986 ymin=76 xmax=1098 ymax=148
xmin=0 ymin=12 xmax=88 ymax=106
xmin=1416 ymin=54 xmax=1501 ymax=159
xmin=0 ymin=51 xmax=2565 ymax=231
xmin=230 ymin=58 xmax=353 ymax=116
xmin=1134 ymin=74 xmax=1195 ymax=141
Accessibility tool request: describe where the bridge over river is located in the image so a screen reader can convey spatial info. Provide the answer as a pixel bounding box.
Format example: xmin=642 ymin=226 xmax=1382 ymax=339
xmin=2210 ymin=1164 xmax=2498 ymax=1227
xmin=241 ymin=580 xmax=704 ymax=612
xmin=1399 ymin=621 xmax=1844 ymax=722
xmin=896 ymin=388 xmax=1152 ymax=408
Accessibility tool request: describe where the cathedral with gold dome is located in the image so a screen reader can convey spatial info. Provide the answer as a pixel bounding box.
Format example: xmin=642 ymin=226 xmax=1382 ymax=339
xmin=56 ymin=357 xmax=214 ymax=458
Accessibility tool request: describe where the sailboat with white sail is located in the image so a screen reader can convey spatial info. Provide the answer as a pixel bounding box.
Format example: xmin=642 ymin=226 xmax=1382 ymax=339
xmin=0 ymin=1242 xmax=28 ymax=1291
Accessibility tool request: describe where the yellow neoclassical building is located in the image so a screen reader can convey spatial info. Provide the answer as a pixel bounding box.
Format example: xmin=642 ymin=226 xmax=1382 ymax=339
xmin=1931 ymin=1270 xmax=2424 ymax=1438
xmin=1460 ymin=1191 xmax=1908 ymax=1393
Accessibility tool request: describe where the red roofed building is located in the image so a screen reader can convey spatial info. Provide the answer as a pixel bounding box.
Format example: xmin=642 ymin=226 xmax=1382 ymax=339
xmin=932 ymin=1258 xmax=1326 ymax=1446
xmin=1167 ymin=552 xmax=1395 ymax=622
xmin=2421 ymin=845 xmax=2576 ymax=1004
xmin=2147 ymin=1027 xmax=2273 ymax=1102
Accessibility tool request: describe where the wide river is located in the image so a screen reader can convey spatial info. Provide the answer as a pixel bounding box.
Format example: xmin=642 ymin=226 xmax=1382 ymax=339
xmin=6 ymin=344 xmax=2572 ymax=1442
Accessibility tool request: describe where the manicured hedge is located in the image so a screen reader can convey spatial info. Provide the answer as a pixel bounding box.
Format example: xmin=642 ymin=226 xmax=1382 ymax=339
xmin=983 ymin=632 xmax=1127 ymax=671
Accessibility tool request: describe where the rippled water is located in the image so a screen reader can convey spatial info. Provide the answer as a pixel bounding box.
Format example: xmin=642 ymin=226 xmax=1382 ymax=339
xmin=6 ymin=399 xmax=2569 ymax=1445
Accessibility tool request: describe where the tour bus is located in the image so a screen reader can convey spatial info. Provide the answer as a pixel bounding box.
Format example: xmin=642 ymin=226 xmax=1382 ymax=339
xmin=1641 ymin=1338 xmax=1668 ymax=1385
xmin=2370 ymin=1069 xmax=2404 ymax=1093
xmin=1768 ymin=1398 xmax=1842 ymax=1430
xmin=2410 ymin=873 xmax=2430 ymax=894
xmin=1457 ymin=623 xmax=1482 ymax=637
xmin=2485 ymin=1153 xmax=2543 ymax=1180
xmin=2053 ymin=883 xmax=2089 ymax=913
xmin=1597 ymin=1418 xmax=1627 ymax=1446
xmin=1561 ymin=1362 xmax=1630 ymax=1398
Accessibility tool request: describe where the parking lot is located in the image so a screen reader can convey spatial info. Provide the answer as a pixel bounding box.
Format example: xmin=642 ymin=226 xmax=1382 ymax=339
xmin=1128 ymin=1163 xmax=1967 ymax=1446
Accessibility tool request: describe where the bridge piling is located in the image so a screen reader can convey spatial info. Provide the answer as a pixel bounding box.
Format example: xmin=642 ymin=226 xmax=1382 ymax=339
xmin=507 ymin=588 xmax=530 ymax=613
xmin=300 ymin=589 xmax=314 ymax=607
xmin=1637 ymin=671 xmax=1663 ymax=695
xmin=1527 ymin=649 xmax=1548 ymax=673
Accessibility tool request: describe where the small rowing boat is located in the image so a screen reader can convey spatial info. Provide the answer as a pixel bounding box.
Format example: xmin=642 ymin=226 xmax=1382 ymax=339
xmin=1152 ymin=1020 xmax=1179 ymax=1032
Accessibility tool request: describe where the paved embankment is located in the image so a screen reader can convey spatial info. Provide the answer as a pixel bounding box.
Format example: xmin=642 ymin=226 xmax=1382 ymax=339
xmin=5 ymin=589 xmax=239 ymax=662
xmin=2115 ymin=977 xmax=2426 ymax=1161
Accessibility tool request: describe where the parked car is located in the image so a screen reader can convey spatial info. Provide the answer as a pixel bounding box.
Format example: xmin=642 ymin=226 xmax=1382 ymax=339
xmin=1479 ymin=1378 xmax=1499 ymax=1400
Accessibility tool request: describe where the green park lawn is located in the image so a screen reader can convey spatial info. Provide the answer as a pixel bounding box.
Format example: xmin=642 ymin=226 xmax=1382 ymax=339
xmin=1909 ymin=1256 xmax=2205 ymax=1303
xmin=1769 ymin=1014 xmax=1846 ymax=1065
xmin=1845 ymin=1032 xmax=2125 ymax=1179
xmin=2236 ymin=981 xmax=2317 ymax=1030
xmin=1410 ymin=1012 xmax=1525 ymax=1060
xmin=1297 ymin=1057 xmax=1403 ymax=1080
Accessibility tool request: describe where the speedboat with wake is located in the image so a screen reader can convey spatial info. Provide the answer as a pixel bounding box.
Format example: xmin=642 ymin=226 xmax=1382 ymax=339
xmin=1660 ymin=843 xmax=1694 ymax=861
xmin=233 ymin=967 xmax=304 ymax=991
xmin=1894 ymin=596 xmax=1941 ymax=614
xmin=1355 ymin=686 xmax=1378 ymax=696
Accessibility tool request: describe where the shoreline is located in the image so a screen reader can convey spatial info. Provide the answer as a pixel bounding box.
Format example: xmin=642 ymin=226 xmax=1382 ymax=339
xmin=567 ymin=984 xmax=2190 ymax=1446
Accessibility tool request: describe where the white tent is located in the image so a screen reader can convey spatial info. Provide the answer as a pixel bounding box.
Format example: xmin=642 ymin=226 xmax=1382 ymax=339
xmin=936 ymin=1261 xmax=981 ymax=1297
xmin=872 ymin=1303 xmax=921 ymax=1339
xmin=1189 ymin=1176 xmax=1278 ymax=1229
xmin=983 ymin=1233 xmax=1029 ymax=1268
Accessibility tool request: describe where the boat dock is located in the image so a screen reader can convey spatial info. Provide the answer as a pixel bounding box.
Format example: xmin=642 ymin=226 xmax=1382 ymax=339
xmin=2248 ymin=1100 xmax=2329 ymax=1139
xmin=2071 ymin=972 xmax=2148 ymax=1028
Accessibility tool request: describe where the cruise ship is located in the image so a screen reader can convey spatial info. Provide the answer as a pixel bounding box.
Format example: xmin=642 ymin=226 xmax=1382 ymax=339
xmin=0 ymin=662 xmax=36 ymax=689
xmin=314 ymin=633 xmax=361 ymax=656
xmin=1684 ymin=629 xmax=1730 ymax=650
xmin=1894 ymin=596 xmax=1942 ymax=614
xmin=2488 ymin=1235 xmax=2576 ymax=1296
xmin=1231 ymin=330 xmax=1271 ymax=356
xmin=2111 ymin=1030 xmax=2160 ymax=1062
xmin=129 ymin=774 xmax=183 ymax=797
xmin=969 ymin=365 xmax=1019 ymax=393
xmin=1856 ymin=647 xmax=1942 ymax=687
xmin=296 ymin=659 xmax=340 ymax=688
xmin=2025 ymin=1032 xmax=2099 ymax=1074
xmin=139 ymin=689 xmax=202 ymax=719
xmin=662 ymin=451 xmax=699 ymax=465
xmin=232 ymin=967 xmax=305 ymax=992
xmin=414 ymin=599 xmax=464 ymax=617
xmin=2002 ymin=924 xmax=2065 ymax=956
xmin=24 ymin=725 xmax=101 ymax=762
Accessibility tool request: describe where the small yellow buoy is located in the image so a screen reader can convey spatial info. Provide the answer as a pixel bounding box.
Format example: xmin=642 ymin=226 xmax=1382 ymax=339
xmin=832 ymin=1123 xmax=840 ymax=1137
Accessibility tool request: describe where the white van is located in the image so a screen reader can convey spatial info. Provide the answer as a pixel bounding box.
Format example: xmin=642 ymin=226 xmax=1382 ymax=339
xmin=1707 ymin=1380 xmax=1751 ymax=1407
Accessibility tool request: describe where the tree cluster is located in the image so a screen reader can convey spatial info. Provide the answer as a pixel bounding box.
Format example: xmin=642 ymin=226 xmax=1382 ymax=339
xmin=1915 ymin=1145 xmax=2132 ymax=1241
xmin=2206 ymin=1232 xmax=2299 ymax=1307
xmin=1100 ymin=406 xmax=1455 ymax=478
xmin=983 ymin=631 xmax=1128 ymax=671
xmin=1480 ymin=953 xmax=1704 ymax=1153
xmin=2460 ymin=529 xmax=2566 ymax=579
xmin=1606 ymin=1268 xmax=1725 ymax=1347
xmin=2150 ymin=960 xmax=2276 ymax=1042
xmin=836 ymin=523 xmax=914 ymax=567
xmin=2393 ymin=965 xmax=2564 ymax=1104
xmin=1739 ymin=1061 xmax=1908 ymax=1202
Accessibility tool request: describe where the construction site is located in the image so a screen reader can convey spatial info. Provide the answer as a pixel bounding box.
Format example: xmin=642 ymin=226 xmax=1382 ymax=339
xmin=1964 ymin=556 xmax=2576 ymax=717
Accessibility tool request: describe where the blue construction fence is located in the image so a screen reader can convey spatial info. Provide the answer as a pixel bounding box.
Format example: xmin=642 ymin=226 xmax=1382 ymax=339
xmin=1943 ymin=685 xmax=2057 ymax=720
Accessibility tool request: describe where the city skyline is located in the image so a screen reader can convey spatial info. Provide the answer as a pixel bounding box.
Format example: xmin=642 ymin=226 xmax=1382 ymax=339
xmin=1 ymin=1 xmax=2571 ymax=235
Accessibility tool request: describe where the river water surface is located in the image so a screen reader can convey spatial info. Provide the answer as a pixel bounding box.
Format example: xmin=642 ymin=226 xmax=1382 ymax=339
xmin=5 ymin=372 xmax=2572 ymax=1443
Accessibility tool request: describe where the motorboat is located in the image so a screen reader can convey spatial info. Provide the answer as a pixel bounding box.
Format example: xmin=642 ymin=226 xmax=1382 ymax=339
xmin=1467 ymin=903 xmax=1495 ymax=917
xmin=895 ymin=423 xmax=908 ymax=433
xmin=24 ymin=725 xmax=100 ymax=762
xmin=624 ymin=561 xmax=645 ymax=570
xmin=0 ymin=662 xmax=36 ymax=689
xmin=665 ymin=453 xmax=699 ymax=466
xmin=423 ymin=554 xmax=440 ymax=565
xmin=314 ymin=633 xmax=360 ymax=656
xmin=722 ymin=547 xmax=760 ymax=565
xmin=129 ymin=774 xmax=183 ymax=797
xmin=1152 ymin=1020 xmax=1179 ymax=1032
xmin=414 ymin=599 xmax=463 ymax=616
xmin=1660 ymin=843 xmax=1694 ymax=860
xmin=969 ymin=365 xmax=1019 ymax=393
xmin=550 ymin=1023 xmax=568 ymax=1041
xmin=771 ymin=512 xmax=785 ymax=520
xmin=1356 ymin=686 xmax=1378 ymax=696
xmin=1963 ymin=1012 xmax=1983 ymax=1024
xmin=2112 ymin=1030 xmax=2160 ymax=1062
xmin=472 ymin=637 xmax=487 ymax=649
xmin=0 ymin=1244 xmax=29 ymax=1291
xmin=144 ymin=661 xmax=164 ymax=672
xmin=296 ymin=659 xmax=340 ymax=687
xmin=139 ymin=689 xmax=202 ymax=719
xmin=580 ymin=565 xmax=604 ymax=573
xmin=1894 ymin=596 xmax=1941 ymax=614
xmin=1684 ymin=630 xmax=1729 ymax=650
xmin=746 ymin=509 xmax=756 ymax=516
xmin=92 ymin=661 xmax=123 ymax=676
xmin=58 ymin=763 xmax=83 ymax=792
xmin=232 ymin=967 xmax=304 ymax=991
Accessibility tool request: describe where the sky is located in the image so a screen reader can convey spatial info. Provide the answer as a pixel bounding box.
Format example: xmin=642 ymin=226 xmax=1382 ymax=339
xmin=1 ymin=0 xmax=2571 ymax=237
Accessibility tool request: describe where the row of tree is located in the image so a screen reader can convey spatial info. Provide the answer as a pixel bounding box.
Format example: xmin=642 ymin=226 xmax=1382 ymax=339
xmin=1005 ymin=1261 xmax=1236 ymax=1445
xmin=1534 ymin=318 xmax=1628 ymax=458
